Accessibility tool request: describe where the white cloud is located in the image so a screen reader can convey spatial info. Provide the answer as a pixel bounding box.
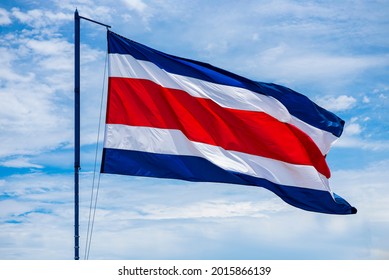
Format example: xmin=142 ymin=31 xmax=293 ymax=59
xmin=148 ymin=1 xmax=389 ymax=94
xmin=11 ymin=8 xmax=71 ymax=28
xmin=334 ymin=118 xmax=389 ymax=150
xmin=0 ymin=48 xmax=34 ymax=83
xmin=0 ymin=20 xmax=106 ymax=158
xmin=0 ymin=78 xmax=72 ymax=157
xmin=316 ymin=95 xmax=357 ymax=112
xmin=333 ymin=113 xmax=389 ymax=151
xmin=332 ymin=160 xmax=389 ymax=220
xmin=119 ymin=0 xmax=184 ymax=29
xmin=256 ymin=46 xmax=387 ymax=85
xmin=121 ymin=0 xmax=148 ymax=13
xmin=343 ymin=123 xmax=362 ymax=136
xmin=116 ymin=199 xmax=285 ymax=220
xmin=26 ymin=38 xmax=72 ymax=56
xmin=334 ymin=137 xmax=389 ymax=151
xmin=1 ymin=162 xmax=388 ymax=260
xmin=0 ymin=157 xmax=43 ymax=169
xmin=0 ymin=8 xmax=11 ymax=25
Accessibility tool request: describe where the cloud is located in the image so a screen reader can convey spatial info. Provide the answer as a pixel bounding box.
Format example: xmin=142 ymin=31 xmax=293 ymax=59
xmin=1 ymin=162 xmax=388 ymax=260
xmin=334 ymin=119 xmax=389 ymax=151
xmin=316 ymin=95 xmax=357 ymax=112
xmin=68 ymin=4 xmax=114 ymax=25
xmin=335 ymin=136 xmax=389 ymax=151
xmin=0 ymin=47 xmax=34 ymax=83
xmin=26 ymin=38 xmax=72 ymax=57
xmin=10 ymin=8 xmax=71 ymax=29
xmin=0 ymin=17 xmax=106 ymax=158
xmin=121 ymin=0 xmax=148 ymax=13
xmin=101 ymin=199 xmax=285 ymax=221
xmin=251 ymin=44 xmax=388 ymax=86
xmin=0 ymin=8 xmax=11 ymax=25
xmin=142 ymin=1 xmax=389 ymax=92
xmin=332 ymin=160 xmax=389 ymax=221
xmin=0 ymin=78 xmax=72 ymax=157
xmin=0 ymin=157 xmax=43 ymax=169
xmin=343 ymin=123 xmax=362 ymax=136
xmin=363 ymin=96 xmax=370 ymax=103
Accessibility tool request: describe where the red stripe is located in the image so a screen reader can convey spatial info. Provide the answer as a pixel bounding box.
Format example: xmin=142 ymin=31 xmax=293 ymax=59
xmin=106 ymin=77 xmax=330 ymax=178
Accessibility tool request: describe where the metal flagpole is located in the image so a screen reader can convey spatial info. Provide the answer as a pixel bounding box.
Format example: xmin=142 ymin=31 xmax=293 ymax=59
xmin=74 ymin=9 xmax=111 ymax=260
xmin=74 ymin=9 xmax=80 ymax=261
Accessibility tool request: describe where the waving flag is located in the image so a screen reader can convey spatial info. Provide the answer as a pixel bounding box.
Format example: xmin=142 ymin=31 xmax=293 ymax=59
xmin=101 ymin=31 xmax=356 ymax=215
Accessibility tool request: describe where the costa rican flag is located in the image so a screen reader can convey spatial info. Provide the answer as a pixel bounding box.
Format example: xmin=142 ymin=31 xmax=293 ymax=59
xmin=101 ymin=31 xmax=356 ymax=215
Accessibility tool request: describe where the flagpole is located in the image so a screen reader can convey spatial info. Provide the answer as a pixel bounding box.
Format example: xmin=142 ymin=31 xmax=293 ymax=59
xmin=74 ymin=9 xmax=80 ymax=261
xmin=74 ymin=9 xmax=111 ymax=260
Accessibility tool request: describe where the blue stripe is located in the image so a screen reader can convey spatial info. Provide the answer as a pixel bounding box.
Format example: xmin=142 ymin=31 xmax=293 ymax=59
xmin=108 ymin=31 xmax=344 ymax=137
xmin=101 ymin=148 xmax=356 ymax=215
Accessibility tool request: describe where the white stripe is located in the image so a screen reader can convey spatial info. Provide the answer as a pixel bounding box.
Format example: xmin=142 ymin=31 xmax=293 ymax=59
xmin=109 ymin=54 xmax=291 ymax=121
xmin=104 ymin=124 xmax=330 ymax=192
xmin=290 ymin=117 xmax=337 ymax=155
xmin=109 ymin=53 xmax=337 ymax=154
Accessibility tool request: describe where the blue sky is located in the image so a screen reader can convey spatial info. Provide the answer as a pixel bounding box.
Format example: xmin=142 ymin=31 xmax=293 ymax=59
xmin=0 ymin=0 xmax=389 ymax=260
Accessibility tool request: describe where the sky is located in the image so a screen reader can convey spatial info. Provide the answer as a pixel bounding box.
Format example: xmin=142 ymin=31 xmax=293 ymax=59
xmin=0 ymin=0 xmax=389 ymax=260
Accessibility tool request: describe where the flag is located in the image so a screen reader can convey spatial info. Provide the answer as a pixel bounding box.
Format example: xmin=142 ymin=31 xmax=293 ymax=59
xmin=101 ymin=30 xmax=356 ymax=215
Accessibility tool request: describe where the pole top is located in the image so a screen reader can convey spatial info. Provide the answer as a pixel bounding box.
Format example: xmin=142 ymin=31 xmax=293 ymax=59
xmin=74 ymin=10 xmax=111 ymax=29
